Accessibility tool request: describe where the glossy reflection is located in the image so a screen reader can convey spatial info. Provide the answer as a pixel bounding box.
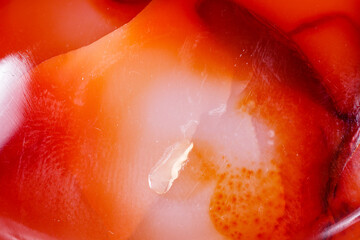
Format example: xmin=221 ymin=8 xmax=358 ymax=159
xmin=0 ymin=54 xmax=31 ymax=149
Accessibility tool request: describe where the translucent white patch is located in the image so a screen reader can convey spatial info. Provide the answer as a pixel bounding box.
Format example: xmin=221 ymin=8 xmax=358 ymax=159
xmin=180 ymin=119 xmax=199 ymax=139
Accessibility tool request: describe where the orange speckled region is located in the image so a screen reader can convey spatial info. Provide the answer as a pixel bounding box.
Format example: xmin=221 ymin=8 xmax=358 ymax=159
xmin=209 ymin=165 xmax=285 ymax=240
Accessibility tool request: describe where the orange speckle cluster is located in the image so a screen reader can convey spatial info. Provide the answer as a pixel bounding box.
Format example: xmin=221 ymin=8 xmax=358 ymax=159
xmin=209 ymin=165 xmax=286 ymax=239
xmin=185 ymin=141 xmax=288 ymax=239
